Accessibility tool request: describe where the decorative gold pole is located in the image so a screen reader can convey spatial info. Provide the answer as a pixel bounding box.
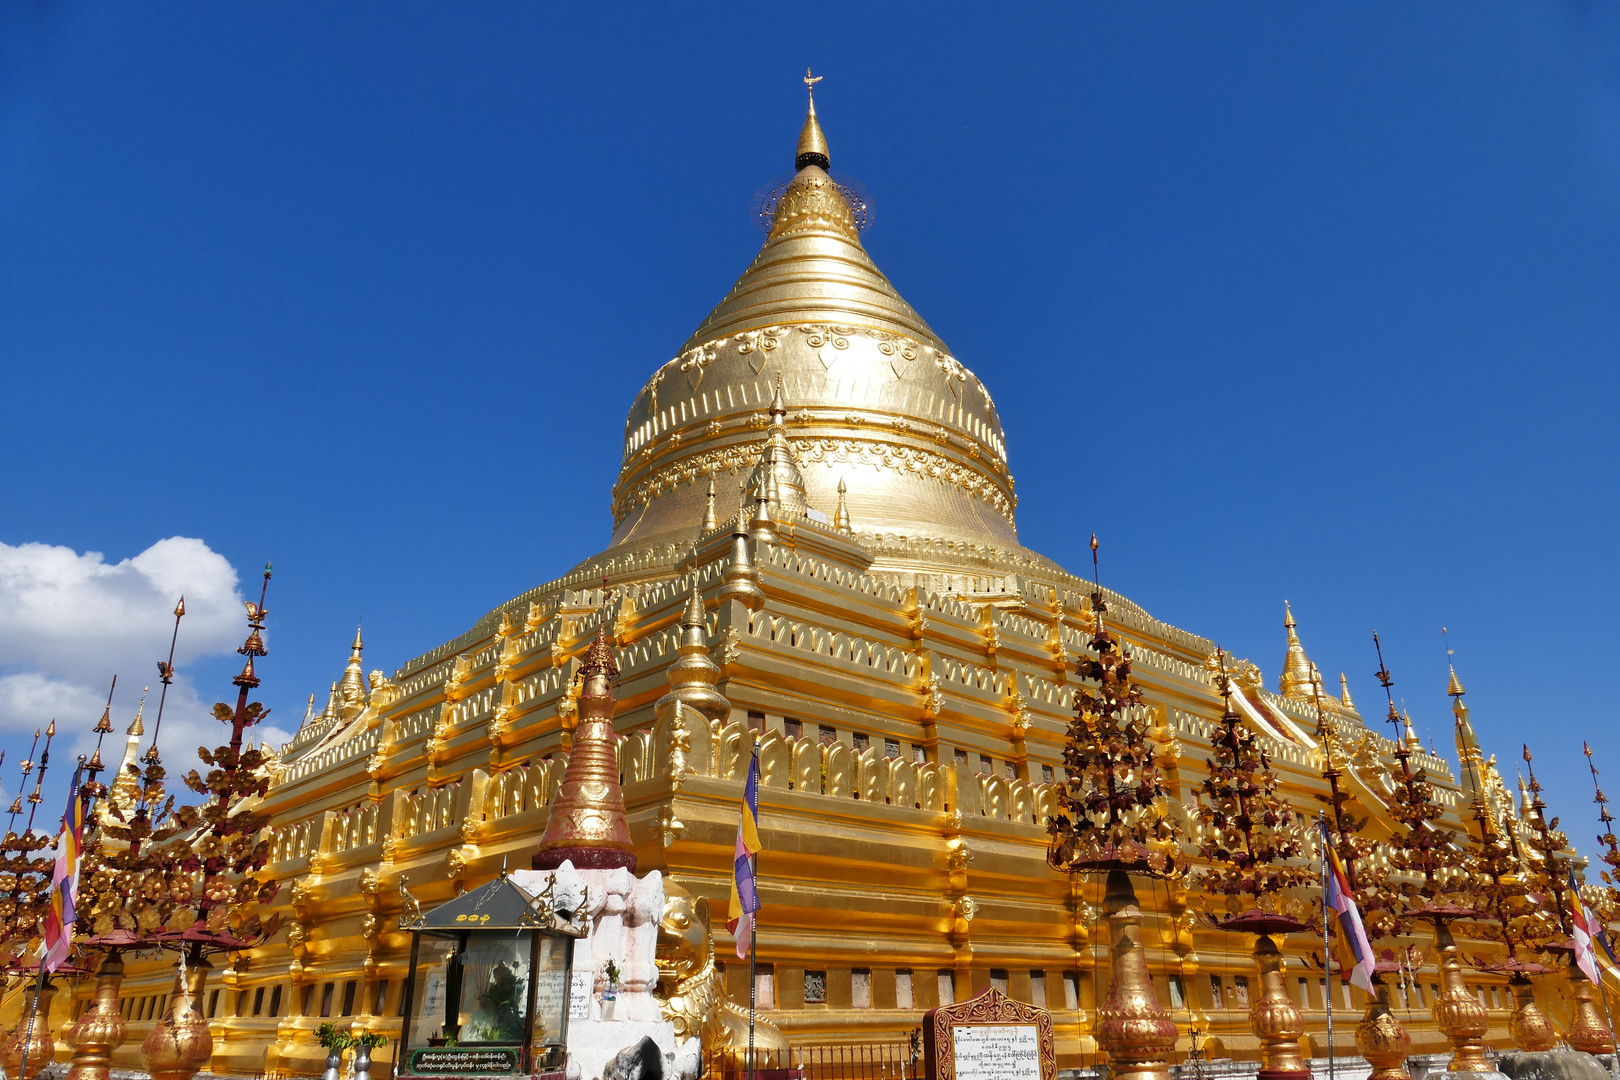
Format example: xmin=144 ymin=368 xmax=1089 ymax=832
xmin=1355 ymin=978 xmax=1414 ymax=1080
xmin=1564 ymin=968 xmax=1616 ymax=1055
xmin=141 ymin=952 xmax=214 ymax=1080
xmin=1506 ymin=975 xmax=1554 ymax=1052
xmin=1430 ymin=920 xmax=1492 ymax=1072
xmin=1249 ymin=933 xmax=1309 ymax=1080
xmin=0 ymin=978 xmax=59 ymax=1080
xmin=1095 ymin=870 xmax=1178 ymax=1080
xmin=64 ymin=952 xmax=129 ymax=1080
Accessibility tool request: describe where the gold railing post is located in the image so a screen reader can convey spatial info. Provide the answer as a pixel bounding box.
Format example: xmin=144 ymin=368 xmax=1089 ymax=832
xmin=1354 ymin=977 xmax=1412 ymax=1080
xmin=65 ymin=952 xmax=130 ymax=1080
xmin=1094 ymin=870 xmax=1178 ymax=1080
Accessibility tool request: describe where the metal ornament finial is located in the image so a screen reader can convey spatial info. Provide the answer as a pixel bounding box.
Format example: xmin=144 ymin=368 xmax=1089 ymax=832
xmin=804 ymin=67 xmax=822 ymax=99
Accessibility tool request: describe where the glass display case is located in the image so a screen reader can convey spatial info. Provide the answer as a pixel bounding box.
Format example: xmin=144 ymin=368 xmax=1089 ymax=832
xmin=397 ymin=872 xmax=585 ymax=1077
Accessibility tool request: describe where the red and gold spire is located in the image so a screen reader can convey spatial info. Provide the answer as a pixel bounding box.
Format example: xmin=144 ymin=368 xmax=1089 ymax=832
xmin=531 ymin=618 xmax=636 ymax=872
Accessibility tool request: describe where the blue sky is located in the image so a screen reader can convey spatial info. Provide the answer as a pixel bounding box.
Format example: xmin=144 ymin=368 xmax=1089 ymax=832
xmin=2 ymin=4 xmax=1618 ymax=844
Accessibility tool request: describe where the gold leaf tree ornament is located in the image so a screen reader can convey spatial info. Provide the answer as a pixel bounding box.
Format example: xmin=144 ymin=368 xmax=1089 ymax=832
xmin=1045 ymin=537 xmax=1185 ymax=1080
xmin=1370 ymin=635 xmax=1492 ymax=1072
xmin=1447 ymin=670 xmax=1554 ymax=1052
xmin=1521 ymin=745 xmax=1615 ymax=1055
xmin=1197 ymin=651 xmax=1316 ymax=1080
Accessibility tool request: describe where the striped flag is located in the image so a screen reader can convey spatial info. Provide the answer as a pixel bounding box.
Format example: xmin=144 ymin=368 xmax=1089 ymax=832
xmin=1569 ymin=870 xmax=1602 ymax=983
xmin=1322 ymin=822 xmax=1376 ymax=995
xmin=41 ymin=773 xmax=84 ymax=973
xmin=726 ymin=747 xmax=762 ymax=960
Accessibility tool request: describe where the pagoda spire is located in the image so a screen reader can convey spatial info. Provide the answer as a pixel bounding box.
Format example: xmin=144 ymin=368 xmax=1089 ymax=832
xmin=746 ymin=373 xmax=808 ymax=521
xmin=718 ymin=500 xmax=766 ymax=612
xmin=700 ymin=472 xmax=719 ymax=534
xmin=1339 ymin=672 xmax=1354 ymax=710
xmin=109 ymin=687 xmax=149 ymax=813
xmin=834 ymin=476 xmax=852 ymax=533
xmin=1449 ymin=661 xmax=1489 ymax=815
xmin=532 ymin=618 xmax=636 ymax=872
xmin=655 ymin=583 xmax=730 ymax=724
xmin=1278 ymin=601 xmax=1317 ymax=700
xmin=796 ymin=67 xmax=830 ymax=171
xmin=337 ymin=623 xmax=367 ymax=720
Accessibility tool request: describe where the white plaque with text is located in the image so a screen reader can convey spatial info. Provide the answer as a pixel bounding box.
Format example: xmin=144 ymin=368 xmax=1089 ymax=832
xmin=950 ymin=1024 xmax=1042 ymax=1080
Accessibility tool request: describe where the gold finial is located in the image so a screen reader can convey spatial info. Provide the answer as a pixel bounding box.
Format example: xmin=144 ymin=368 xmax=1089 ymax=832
xmin=1447 ymin=665 xmax=1466 ymax=698
xmin=796 ymin=67 xmax=830 ymax=171
xmin=834 ymin=476 xmax=852 ymax=533
xmin=1338 ymin=672 xmax=1354 ymax=709
xmin=1278 ymin=601 xmax=1317 ymax=701
xmin=701 ymin=471 xmax=719 ymax=534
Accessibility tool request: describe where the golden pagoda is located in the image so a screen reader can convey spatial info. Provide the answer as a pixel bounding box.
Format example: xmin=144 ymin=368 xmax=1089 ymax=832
xmin=41 ymin=80 xmax=1610 ymax=1079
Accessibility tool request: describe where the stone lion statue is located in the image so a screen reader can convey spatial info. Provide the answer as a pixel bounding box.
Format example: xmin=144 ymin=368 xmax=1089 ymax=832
xmin=655 ymin=881 xmax=787 ymax=1051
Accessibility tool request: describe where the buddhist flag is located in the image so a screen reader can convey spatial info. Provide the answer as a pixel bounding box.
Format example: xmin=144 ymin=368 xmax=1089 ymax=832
xmin=726 ymin=747 xmax=762 ymax=960
xmin=1321 ymin=822 xmax=1376 ymax=995
xmin=41 ymin=772 xmax=84 ymax=973
xmin=1568 ymin=870 xmax=1602 ymax=983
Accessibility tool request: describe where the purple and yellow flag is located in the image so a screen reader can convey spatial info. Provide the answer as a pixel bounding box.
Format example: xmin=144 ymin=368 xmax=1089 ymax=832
xmin=41 ymin=773 xmax=84 ymax=973
xmin=1322 ymin=822 xmax=1376 ymax=995
xmin=726 ymin=747 xmax=762 ymax=960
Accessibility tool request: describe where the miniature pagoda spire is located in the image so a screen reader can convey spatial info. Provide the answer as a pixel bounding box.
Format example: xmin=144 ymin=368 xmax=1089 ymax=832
xmin=834 ymin=476 xmax=852 ymax=533
xmin=532 ymin=619 xmax=636 ymax=872
xmin=108 ymin=688 xmax=149 ymax=814
xmin=1278 ymin=602 xmax=1318 ymax=700
xmin=655 ymin=583 xmax=730 ymax=724
xmin=718 ymin=499 xmax=766 ymax=612
xmin=746 ymin=373 xmax=807 ymax=521
xmin=1339 ymin=672 xmax=1354 ymax=710
xmin=337 ymin=624 xmax=366 ymax=720
xmin=701 ymin=472 xmax=719 ymax=534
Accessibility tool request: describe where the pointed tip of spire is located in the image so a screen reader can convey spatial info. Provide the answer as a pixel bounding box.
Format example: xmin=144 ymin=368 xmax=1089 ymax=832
xmin=683 ymin=582 xmax=706 ymax=628
xmin=1283 ymin=600 xmax=1296 ymax=629
xmin=769 ymin=371 xmax=787 ymax=415
xmin=1447 ymin=664 xmax=1466 ymax=698
xmin=351 ymin=624 xmax=364 ymax=652
xmin=796 ymin=68 xmax=830 ymax=172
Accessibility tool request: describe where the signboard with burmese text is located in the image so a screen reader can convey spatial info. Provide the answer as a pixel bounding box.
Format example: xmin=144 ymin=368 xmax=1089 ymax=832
xmin=923 ymin=987 xmax=1056 ymax=1080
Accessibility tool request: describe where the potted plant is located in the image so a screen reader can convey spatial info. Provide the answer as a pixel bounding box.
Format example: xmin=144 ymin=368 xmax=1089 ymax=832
xmin=352 ymin=1032 xmax=389 ymax=1080
xmin=316 ymin=1023 xmax=352 ymax=1080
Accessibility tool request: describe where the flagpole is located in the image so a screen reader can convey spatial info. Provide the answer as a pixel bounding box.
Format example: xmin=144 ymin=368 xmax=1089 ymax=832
xmin=1594 ymin=968 xmax=1619 ymax=1080
xmin=747 ymin=889 xmax=758 ymax=1080
xmin=1320 ymin=814 xmax=1334 ymax=1080
xmin=16 ymin=757 xmax=81 ymax=1080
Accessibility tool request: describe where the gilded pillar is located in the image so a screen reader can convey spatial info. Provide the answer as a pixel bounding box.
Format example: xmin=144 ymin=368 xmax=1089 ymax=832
xmin=1564 ymin=968 xmax=1616 ymax=1055
xmin=1094 ymin=871 xmax=1178 ymax=1080
xmin=141 ymin=954 xmax=214 ymax=1080
xmin=1249 ymin=934 xmax=1309 ymax=1080
xmin=0 ymin=978 xmax=59 ymax=1080
xmin=64 ymin=952 xmax=129 ymax=1080
xmin=1430 ymin=921 xmax=1491 ymax=1072
xmin=1506 ymin=975 xmax=1554 ymax=1052
xmin=1355 ymin=978 xmax=1413 ymax=1080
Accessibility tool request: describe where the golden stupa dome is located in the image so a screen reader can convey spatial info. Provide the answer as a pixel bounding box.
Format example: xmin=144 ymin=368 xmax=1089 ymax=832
xmin=609 ymin=83 xmax=1016 ymax=557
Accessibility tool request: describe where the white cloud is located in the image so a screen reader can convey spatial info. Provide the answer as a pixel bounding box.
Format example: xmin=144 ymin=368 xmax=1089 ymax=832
xmin=0 ymin=537 xmax=289 ymax=791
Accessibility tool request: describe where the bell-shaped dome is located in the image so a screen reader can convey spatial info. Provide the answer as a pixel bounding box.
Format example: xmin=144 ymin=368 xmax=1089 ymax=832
xmin=609 ymin=94 xmax=1016 ymax=556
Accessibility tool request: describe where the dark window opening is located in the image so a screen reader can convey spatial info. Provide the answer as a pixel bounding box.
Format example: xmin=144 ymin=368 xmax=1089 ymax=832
xmin=342 ymin=980 xmax=357 ymax=1016
xmin=270 ymin=986 xmax=283 ymax=1018
xmin=784 ymin=718 xmax=803 ymax=738
xmin=320 ymin=982 xmax=334 ymax=1017
xmin=253 ymin=986 xmax=264 ymax=1016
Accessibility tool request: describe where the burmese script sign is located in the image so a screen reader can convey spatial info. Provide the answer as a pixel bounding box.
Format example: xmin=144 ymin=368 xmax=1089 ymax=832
xmin=923 ymin=987 xmax=1056 ymax=1080
xmin=408 ymin=1048 xmax=520 ymax=1075
xmin=951 ymin=1024 xmax=1042 ymax=1080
